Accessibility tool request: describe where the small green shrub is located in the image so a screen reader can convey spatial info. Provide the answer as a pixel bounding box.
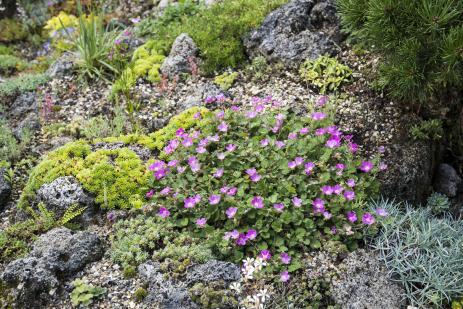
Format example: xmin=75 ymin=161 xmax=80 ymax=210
xmin=111 ymin=215 xmax=214 ymax=269
xmin=0 ymin=55 xmax=27 ymax=73
xmin=0 ymin=119 xmax=32 ymax=163
xmin=245 ymin=56 xmax=270 ymax=81
xmin=122 ymin=266 xmax=137 ymax=279
xmin=18 ymin=141 xmax=149 ymax=210
xmin=299 ymin=55 xmax=352 ymax=93
xmin=0 ymin=73 xmax=50 ymax=98
xmin=70 ymin=279 xmax=106 ymax=307
xmin=0 ymin=44 xmax=14 ymax=55
xmin=453 ymin=299 xmax=463 ymax=309
xmin=0 ymin=19 xmax=27 ymax=42
xmin=214 ymin=71 xmax=238 ymax=91
xmin=134 ymin=287 xmax=148 ymax=302
xmin=146 ymin=97 xmax=382 ymax=269
xmin=409 ymin=119 xmax=444 ymax=141
xmin=426 ymin=192 xmax=451 ymax=215
xmin=372 ymin=199 xmax=463 ymax=307
xmin=336 ymin=0 xmax=463 ymax=106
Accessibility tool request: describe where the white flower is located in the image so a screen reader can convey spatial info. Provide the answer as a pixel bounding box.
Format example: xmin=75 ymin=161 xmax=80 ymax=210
xmin=257 ymin=289 xmax=270 ymax=302
xmin=229 ymin=282 xmax=242 ymax=293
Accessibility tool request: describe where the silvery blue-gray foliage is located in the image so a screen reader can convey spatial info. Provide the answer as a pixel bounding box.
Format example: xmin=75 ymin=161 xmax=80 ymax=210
xmin=371 ymin=199 xmax=463 ymax=307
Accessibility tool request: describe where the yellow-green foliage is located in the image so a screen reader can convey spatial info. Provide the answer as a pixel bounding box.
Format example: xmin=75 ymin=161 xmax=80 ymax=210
xmin=44 ymin=11 xmax=79 ymax=51
xmin=214 ymin=71 xmax=238 ymax=90
xmin=0 ymin=19 xmax=27 ymax=42
xmin=299 ymin=55 xmax=352 ymax=93
xmin=100 ymin=106 xmax=212 ymax=153
xmin=76 ymin=149 xmax=148 ymax=209
xmin=112 ymin=40 xmax=166 ymax=96
xmin=453 ymin=299 xmax=463 ymax=309
xmin=18 ymin=141 xmax=149 ymax=210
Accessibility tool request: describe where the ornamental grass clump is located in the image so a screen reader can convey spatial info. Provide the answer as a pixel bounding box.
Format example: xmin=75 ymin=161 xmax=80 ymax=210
xmin=145 ymin=96 xmax=384 ymax=273
xmin=372 ymin=199 xmax=463 ymax=307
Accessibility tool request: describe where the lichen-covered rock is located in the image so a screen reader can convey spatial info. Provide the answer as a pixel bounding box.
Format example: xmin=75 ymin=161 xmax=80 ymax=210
xmin=433 ymin=163 xmax=462 ymax=198
xmin=12 ymin=112 xmax=41 ymax=140
xmin=0 ymin=167 xmax=12 ymax=209
xmin=244 ymin=0 xmax=343 ymax=65
xmin=331 ymin=249 xmax=405 ymax=309
xmin=46 ymin=52 xmax=76 ymax=79
xmin=36 ymin=176 xmax=96 ymax=224
xmin=8 ymin=92 xmax=37 ymax=117
xmin=1 ymin=228 xmax=104 ymax=308
xmin=160 ymin=33 xmax=198 ymax=78
xmin=186 ymin=260 xmax=240 ymax=285
xmin=139 ymin=261 xmax=199 ymax=309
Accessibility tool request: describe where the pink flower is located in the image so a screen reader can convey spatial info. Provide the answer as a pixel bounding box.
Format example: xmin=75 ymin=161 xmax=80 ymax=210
xmin=251 ymin=196 xmax=264 ymax=209
xmin=199 ymin=138 xmax=209 ymax=147
xmin=250 ymin=174 xmax=261 ymax=182
xmin=196 ymin=218 xmax=207 ymax=228
xmin=176 ymin=128 xmax=185 ymax=137
xmin=275 ymin=141 xmax=285 ymax=149
xmin=346 ymin=179 xmax=355 ymax=187
xmin=378 ymin=146 xmax=386 ymax=153
xmin=191 ymin=130 xmax=201 ymax=139
xmin=294 ymin=157 xmax=304 ymax=166
xmin=194 ymin=111 xmax=202 ymax=119
xmin=326 ymin=136 xmax=341 ymax=148
xmin=246 ymin=111 xmax=257 ymax=119
xmin=347 ymin=211 xmax=357 ymax=223
xmin=321 ymin=185 xmax=333 ymax=195
xmin=344 ymin=190 xmax=355 ymax=201
xmin=226 ymin=207 xmax=237 ymax=218
xmin=146 ymin=190 xmax=154 ymax=198
xmin=182 ymin=137 xmax=194 ymax=147
xmin=227 ymin=187 xmax=237 ymax=196
xmin=359 ymin=161 xmax=374 ymax=172
xmin=168 ymin=160 xmax=179 ymax=167
xmin=379 ymin=162 xmax=388 ymax=171
xmin=216 ymin=110 xmax=225 ymax=119
xmin=224 ymin=230 xmax=240 ymax=240
xmin=260 ymin=139 xmax=269 ymax=146
xmin=154 ymin=169 xmax=167 ymax=180
xmin=375 ymin=208 xmax=388 ymax=217
xmin=226 ymin=144 xmax=236 ymax=152
xmin=259 ymin=250 xmax=271 ymax=260
xmin=274 ymin=203 xmax=284 ymax=212
xmin=362 ymin=213 xmax=375 ymax=225
xmin=196 ymin=146 xmax=207 ymax=154
xmin=209 ymin=194 xmax=221 ymax=205
xmin=217 ymin=152 xmax=226 ymax=160
xmin=288 ymin=161 xmax=297 ymax=169
xmin=323 ymin=211 xmax=332 ymax=219
xmin=280 ymin=252 xmax=291 ymax=264
xmin=299 ymin=127 xmax=309 ymax=135
xmin=184 ymin=197 xmax=197 ymax=208
xmin=160 ymin=187 xmax=171 ymax=196
xmin=235 ymin=233 xmax=248 ymax=246
xmin=246 ymin=229 xmax=257 ymax=240
xmin=149 ymin=160 xmax=166 ymax=171
xmin=280 ymin=271 xmax=290 ymax=282
xmin=177 ymin=165 xmax=186 ymax=174
xmin=305 ymin=162 xmax=315 ymax=175
xmin=158 ymin=207 xmax=170 ymax=218
xmin=194 ymin=195 xmax=201 ymax=203
xmin=218 ymin=121 xmax=228 ymax=132
xmin=312 ymin=112 xmax=326 ymax=120
xmin=292 ymin=196 xmax=302 ymax=207
xmin=231 ymin=105 xmax=240 ymax=112
xmin=288 ymin=133 xmax=297 ymax=140
xmin=220 ymin=186 xmax=229 ymax=194
xmin=246 ymin=168 xmax=261 ymax=182
xmin=333 ymin=184 xmax=344 ymax=195
xmin=213 ymin=168 xmax=224 ymax=178
xmin=349 ymin=142 xmax=359 ymax=153
xmin=312 ymin=198 xmax=325 ymax=213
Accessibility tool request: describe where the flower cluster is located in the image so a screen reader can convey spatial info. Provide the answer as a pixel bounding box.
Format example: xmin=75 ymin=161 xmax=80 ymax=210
xmin=146 ymin=96 xmax=383 ymax=271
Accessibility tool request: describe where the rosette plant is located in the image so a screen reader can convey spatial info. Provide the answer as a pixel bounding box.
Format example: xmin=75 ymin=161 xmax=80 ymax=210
xmin=146 ymin=96 xmax=383 ymax=269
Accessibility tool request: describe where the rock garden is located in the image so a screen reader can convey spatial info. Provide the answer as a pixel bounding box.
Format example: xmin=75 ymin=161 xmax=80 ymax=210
xmin=0 ymin=0 xmax=462 ymax=308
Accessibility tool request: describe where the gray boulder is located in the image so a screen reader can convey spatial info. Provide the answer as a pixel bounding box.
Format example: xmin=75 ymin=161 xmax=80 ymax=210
xmin=46 ymin=52 xmax=76 ymax=79
xmin=139 ymin=261 xmax=199 ymax=309
xmin=139 ymin=259 xmax=240 ymax=308
xmin=161 ymin=33 xmax=199 ymax=78
xmin=1 ymin=228 xmax=104 ymax=308
xmin=433 ymin=163 xmax=462 ymax=198
xmin=186 ymin=260 xmax=240 ymax=285
xmin=9 ymin=92 xmax=37 ymax=118
xmin=36 ymin=176 xmax=96 ymax=224
xmin=244 ymin=0 xmax=343 ymax=65
xmin=13 ymin=112 xmax=41 ymax=140
xmin=0 ymin=167 xmax=12 ymax=209
xmin=331 ymin=250 xmax=405 ymax=309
